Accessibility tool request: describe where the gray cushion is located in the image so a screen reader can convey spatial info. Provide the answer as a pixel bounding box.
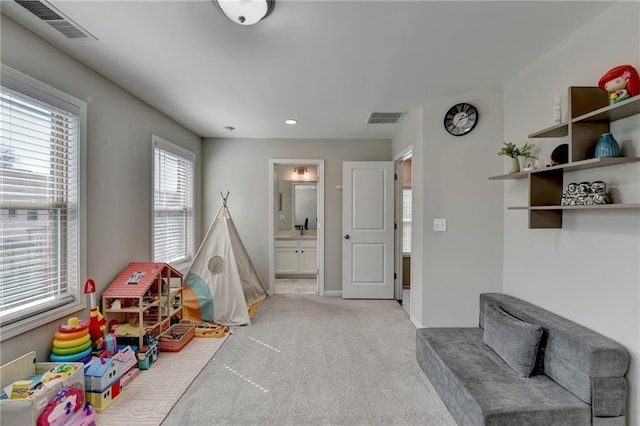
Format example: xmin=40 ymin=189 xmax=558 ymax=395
xmin=483 ymin=306 xmax=543 ymax=377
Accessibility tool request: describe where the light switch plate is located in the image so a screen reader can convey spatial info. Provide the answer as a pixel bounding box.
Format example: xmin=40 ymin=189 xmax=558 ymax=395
xmin=433 ymin=218 xmax=447 ymax=232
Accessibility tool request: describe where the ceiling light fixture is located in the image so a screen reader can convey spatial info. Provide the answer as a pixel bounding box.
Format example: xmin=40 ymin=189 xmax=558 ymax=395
xmin=215 ymin=0 xmax=274 ymax=26
xmin=222 ymin=126 xmax=235 ymax=132
xmin=285 ymin=119 xmax=299 ymax=125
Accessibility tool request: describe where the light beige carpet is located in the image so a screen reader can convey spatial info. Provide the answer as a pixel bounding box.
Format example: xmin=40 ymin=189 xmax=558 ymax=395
xmin=95 ymin=336 xmax=228 ymax=426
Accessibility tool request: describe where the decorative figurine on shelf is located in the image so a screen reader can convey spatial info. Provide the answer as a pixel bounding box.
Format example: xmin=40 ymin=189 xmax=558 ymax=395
xmin=561 ymin=181 xmax=610 ymax=206
xmin=561 ymin=182 xmax=578 ymax=206
xmin=550 ymin=144 xmax=569 ymax=166
xmin=576 ymin=182 xmax=591 ymax=205
xmin=598 ymin=64 xmax=640 ymax=104
xmin=590 ymin=181 xmax=610 ymax=205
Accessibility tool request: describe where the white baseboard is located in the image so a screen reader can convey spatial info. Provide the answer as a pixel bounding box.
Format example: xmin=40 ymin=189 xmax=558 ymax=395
xmin=323 ymin=290 xmax=342 ymax=297
xmin=410 ymin=315 xmax=423 ymax=329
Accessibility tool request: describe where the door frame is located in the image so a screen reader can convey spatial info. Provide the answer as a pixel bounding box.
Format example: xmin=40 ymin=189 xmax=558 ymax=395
xmin=268 ymin=159 xmax=325 ymax=296
xmin=394 ymin=146 xmax=412 ymax=303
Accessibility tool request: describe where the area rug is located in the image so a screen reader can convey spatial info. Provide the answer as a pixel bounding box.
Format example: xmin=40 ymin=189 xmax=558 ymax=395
xmin=94 ymin=335 xmax=228 ymax=426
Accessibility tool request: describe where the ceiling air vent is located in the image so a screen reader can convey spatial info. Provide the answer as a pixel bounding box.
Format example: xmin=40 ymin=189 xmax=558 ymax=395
xmin=366 ymin=112 xmax=406 ymax=124
xmin=14 ymin=0 xmax=97 ymax=40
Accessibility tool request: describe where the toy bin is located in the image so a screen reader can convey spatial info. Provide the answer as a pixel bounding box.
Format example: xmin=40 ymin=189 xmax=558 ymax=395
xmin=0 ymin=352 xmax=85 ymax=426
xmin=158 ymin=323 xmax=195 ymax=352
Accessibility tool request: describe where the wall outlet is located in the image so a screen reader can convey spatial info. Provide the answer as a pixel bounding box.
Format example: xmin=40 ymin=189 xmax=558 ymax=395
xmin=433 ymin=218 xmax=447 ymax=232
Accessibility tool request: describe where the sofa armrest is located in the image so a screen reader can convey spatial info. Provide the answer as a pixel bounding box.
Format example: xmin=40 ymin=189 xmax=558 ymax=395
xmin=592 ymin=377 xmax=626 ymax=426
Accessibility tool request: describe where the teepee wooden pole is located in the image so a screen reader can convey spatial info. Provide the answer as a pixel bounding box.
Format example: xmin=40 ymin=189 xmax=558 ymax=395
xmin=220 ymin=191 xmax=230 ymax=206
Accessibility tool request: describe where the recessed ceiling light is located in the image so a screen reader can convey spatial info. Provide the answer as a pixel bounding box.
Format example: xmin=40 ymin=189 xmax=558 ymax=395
xmin=284 ymin=119 xmax=299 ymax=125
xmin=222 ymin=126 xmax=235 ymax=132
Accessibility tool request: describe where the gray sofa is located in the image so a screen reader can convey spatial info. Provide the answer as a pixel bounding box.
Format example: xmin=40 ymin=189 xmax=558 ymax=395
xmin=416 ymin=293 xmax=629 ymax=426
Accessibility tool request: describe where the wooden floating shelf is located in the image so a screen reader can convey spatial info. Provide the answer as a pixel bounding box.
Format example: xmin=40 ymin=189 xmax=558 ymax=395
xmin=529 ymin=122 xmax=569 ymax=138
xmin=490 ymin=157 xmax=640 ymax=180
xmin=539 ymin=157 xmax=640 ymax=173
xmin=531 ymin=204 xmax=640 ymax=210
xmin=489 ymin=171 xmax=530 ymax=180
xmin=508 ymin=204 xmax=640 ymax=211
xmin=572 ymin=96 xmax=640 ymax=123
xmin=528 ymin=97 xmax=640 ymax=138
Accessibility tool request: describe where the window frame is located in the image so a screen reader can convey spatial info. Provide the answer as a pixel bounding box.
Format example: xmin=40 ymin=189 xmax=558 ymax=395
xmin=402 ymin=186 xmax=412 ymax=255
xmin=151 ymin=135 xmax=195 ymax=272
xmin=0 ymin=64 xmax=87 ymax=342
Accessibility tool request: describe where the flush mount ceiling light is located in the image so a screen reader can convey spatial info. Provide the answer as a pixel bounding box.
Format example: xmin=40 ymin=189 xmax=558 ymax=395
xmin=284 ymin=119 xmax=299 ymax=125
xmin=215 ymin=0 xmax=274 ymax=26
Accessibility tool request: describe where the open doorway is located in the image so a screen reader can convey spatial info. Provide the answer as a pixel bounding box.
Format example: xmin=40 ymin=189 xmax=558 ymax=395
xmin=268 ymin=159 xmax=325 ymax=296
xmin=394 ymin=149 xmax=412 ymax=315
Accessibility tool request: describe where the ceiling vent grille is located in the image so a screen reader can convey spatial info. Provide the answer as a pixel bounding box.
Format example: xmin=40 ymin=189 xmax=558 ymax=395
xmin=14 ymin=0 xmax=97 ymax=40
xmin=366 ymin=112 xmax=406 ymax=124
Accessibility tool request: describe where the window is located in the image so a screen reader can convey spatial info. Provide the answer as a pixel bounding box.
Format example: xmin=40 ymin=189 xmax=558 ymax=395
xmin=152 ymin=135 xmax=194 ymax=268
xmin=0 ymin=64 xmax=86 ymax=340
xmin=402 ymin=187 xmax=412 ymax=254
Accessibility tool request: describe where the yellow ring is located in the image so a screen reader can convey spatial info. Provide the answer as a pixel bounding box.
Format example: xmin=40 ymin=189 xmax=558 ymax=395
xmin=51 ymin=339 xmax=92 ymax=355
xmin=52 ymin=333 xmax=90 ymax=349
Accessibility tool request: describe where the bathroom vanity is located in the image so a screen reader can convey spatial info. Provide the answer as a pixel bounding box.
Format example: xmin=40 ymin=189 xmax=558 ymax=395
xmin=274 ymin=235 xmax=317 ymax=276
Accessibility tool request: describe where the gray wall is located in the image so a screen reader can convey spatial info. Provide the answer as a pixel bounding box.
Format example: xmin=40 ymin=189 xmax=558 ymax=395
xmin=201 ymin=138 xmax=391 ymax=292
xmin=0 ymin=15 xmax=202 ymax=364
xmin=502 ymin=3 xmax=640 ymax=423
xmin=393 ymin=87 xmax=505 ymax=328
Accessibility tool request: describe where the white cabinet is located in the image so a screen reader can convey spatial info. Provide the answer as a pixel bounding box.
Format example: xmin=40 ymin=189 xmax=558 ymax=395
xmin=274 ymin=240 xmax=298 ymax=274
xmin=275 ymin=239 xmax=317 ymax=275
xmin=299 ymin=240 xmax=317 ymax=274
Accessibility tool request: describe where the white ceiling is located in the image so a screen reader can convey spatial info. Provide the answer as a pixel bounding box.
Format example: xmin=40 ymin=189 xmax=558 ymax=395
xmin=1 ymin=1 xmax=613 ymax=139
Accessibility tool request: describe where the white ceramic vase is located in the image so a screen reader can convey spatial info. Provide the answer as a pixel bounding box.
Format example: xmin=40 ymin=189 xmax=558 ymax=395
xmin=507 ymin=157 xmax=520 ymax=174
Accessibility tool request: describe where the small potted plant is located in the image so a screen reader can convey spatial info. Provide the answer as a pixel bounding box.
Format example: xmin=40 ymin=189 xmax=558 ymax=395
xmin=498 ymin=142 xmax=534 ymax=173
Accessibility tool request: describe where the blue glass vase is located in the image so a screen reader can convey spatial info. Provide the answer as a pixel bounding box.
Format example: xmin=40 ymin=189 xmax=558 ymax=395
xmin=594 ymin=133 xmax=620 ymax=158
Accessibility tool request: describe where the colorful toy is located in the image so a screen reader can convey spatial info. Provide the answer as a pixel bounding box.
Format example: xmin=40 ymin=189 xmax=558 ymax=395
xmin=598 ymin=64 xmax=640 ymax=104
xmin=49 ymin=318 xmax=93 ymax=364
xmin=8 ymin=380 xmax=38 ymax=399
xmin=84 ymin=354 xmax=124 ymax=413
xmin=84 ymin=379 xmax=122 ymax=413
xmin=194 ymin=322 xmax=229 ymax=338
xmin=61 ymin=403 xmax=96 ymax=426
xmin=37 ymin=387 xmax=84 ymax=426
xmin=42 ymin=364 xmax=77 ymax=384
xmin=84 ymin=280 xmax=107 ymax=347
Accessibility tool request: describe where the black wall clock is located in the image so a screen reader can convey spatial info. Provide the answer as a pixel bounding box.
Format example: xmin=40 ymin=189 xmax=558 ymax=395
xmin=444 ymin=103 xmax=478 ymax=136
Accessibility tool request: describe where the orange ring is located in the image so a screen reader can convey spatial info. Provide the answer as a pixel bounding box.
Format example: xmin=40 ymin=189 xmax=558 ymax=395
xmin=54 ymin=329 xmax=88 ymax=341
xmin=52 ymin=333 xmax=90 ymax=349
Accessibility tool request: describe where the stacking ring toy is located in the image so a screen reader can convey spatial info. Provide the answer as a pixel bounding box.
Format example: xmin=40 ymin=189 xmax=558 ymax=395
xmin=51 ymin=339 xmax=92 ymax=356
xmin=49 ymin=347 xmax=92 ymax=362
xmin=54 ymin=329 xmax=88 ymax=341
xmin=58 ymin=318 xmax=89 ymax=333
xmin=52 ymin=333 xmax=90 ymax=349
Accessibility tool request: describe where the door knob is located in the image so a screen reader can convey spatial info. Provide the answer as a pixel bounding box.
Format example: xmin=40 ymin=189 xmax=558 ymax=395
xmin=344 ymin=234 xmax=350 ymax=240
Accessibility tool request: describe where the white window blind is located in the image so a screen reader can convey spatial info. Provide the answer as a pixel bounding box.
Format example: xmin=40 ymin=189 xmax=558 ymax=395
xmin=153 ymin=136 xmax=194 ymax=266
xmin=402 ymin=187 xmax=412 ymax=254
xmin=1 ymin=66 xmax=84 ymax=334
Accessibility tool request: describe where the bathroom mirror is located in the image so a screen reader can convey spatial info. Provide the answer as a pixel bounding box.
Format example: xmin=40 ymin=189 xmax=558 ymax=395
xmin=277 ymin=181 xmax=317 ymax=231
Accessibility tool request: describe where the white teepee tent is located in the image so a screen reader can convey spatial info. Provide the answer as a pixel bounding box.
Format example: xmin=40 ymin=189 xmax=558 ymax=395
xmin=182 ymin=193 xmax=268 ymax=325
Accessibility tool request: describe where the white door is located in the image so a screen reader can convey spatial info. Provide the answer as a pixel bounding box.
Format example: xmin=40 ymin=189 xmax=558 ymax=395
xmin=342 ymin=161 xmax=395 ymax=299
